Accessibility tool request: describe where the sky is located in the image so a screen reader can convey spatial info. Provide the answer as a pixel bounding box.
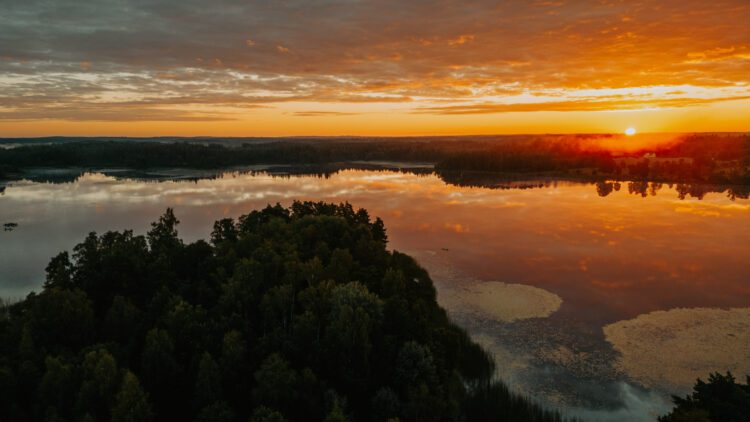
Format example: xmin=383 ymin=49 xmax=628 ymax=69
xmin=0 ymin=0 xmax=749 ymax=136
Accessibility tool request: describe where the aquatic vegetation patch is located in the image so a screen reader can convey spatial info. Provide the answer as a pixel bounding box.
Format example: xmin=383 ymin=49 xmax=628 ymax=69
xmin=604 ymin=307 xmax=750 ymax=392
xmin=441 ymin=281 xmax=563 ymax=323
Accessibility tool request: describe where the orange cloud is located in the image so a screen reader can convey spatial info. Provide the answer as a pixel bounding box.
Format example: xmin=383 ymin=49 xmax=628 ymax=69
xmin=0 ymin=0 xmax=749 ymax=134
xmin=448 ymin=35 xmax=475 ymax=46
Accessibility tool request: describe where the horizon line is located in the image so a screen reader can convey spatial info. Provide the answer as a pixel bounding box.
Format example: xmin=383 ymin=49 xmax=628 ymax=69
xmin=2 ymin=131 xmax=749 ymax=141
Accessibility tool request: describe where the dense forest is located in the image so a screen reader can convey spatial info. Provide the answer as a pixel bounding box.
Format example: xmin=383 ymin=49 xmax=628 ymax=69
xmin=0 ymin=202 xmax=564 ymax=421
xmin=1 ymin=134 xmax=749 ymax=186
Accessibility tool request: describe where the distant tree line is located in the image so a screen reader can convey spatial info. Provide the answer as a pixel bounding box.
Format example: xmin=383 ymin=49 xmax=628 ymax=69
xmin=0 ymin=202 xmax=566 ymax=421
xmin=1 ymin=134 xmax=748 ymax=185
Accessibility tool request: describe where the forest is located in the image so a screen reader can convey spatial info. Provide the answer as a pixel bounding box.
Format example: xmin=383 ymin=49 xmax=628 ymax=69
xmin=0 ymin=202 xmax=564 ymax=421
xmin=1 ymin=134 xmax=749 ymax=186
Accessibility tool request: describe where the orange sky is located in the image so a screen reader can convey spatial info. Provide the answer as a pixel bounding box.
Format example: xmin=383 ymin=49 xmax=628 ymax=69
xmin=1 ymin=0 xmax=749 ymax=136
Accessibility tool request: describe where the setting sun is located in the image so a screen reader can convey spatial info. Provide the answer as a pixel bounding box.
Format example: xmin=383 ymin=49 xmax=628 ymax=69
xmin=625 ymin=127 xmax=637 ymax=136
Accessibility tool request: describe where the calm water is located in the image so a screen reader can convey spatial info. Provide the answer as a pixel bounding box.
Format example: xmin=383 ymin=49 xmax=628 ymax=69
xmin=2 ymin=169 xmax=749 ymax=420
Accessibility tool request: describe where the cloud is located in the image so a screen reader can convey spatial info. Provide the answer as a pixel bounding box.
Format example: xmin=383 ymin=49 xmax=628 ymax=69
xmin=0 ymin=103 xmax=235 ymax=122
xmin=413 ymin=94 xmax=750 ymax=115
xmin=448 ymin=34 xmax=475 ymax=46
xmin=292 ymin=111 xmax=359 ymax=117
xmin=0 ymin=0 xmax=748 ymax=122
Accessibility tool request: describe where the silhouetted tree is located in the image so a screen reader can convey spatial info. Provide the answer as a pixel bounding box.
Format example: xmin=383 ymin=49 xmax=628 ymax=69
xmin=660 ymin=372 xmax=750 ymax=422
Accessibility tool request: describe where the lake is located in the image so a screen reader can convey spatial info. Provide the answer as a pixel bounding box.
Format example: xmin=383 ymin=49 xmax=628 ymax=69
xmin=2 ymin=167 xmax=749 ymax=420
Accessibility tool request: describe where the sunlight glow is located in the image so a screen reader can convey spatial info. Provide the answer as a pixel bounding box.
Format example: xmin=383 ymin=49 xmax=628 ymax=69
xmin=625 ymin=127 xmax=637 ymax=136
xmin=3 ymin=0 xmax=750 ymax=136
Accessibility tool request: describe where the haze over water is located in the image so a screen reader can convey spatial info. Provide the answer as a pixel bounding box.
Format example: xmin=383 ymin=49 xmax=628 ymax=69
xmin=2 ymin=168 xmax=749 ymax=419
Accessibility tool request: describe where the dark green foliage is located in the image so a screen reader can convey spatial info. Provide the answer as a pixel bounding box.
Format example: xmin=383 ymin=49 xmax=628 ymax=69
xmin=250 ymin=406 xmax=287 ymax=422
xmin=195 ymin=352 xmax=222 ymax=408
xmin=27 ymin=288 xmax=95 ymax=354
xmin=112 ymin=371 xmax=153 ymax=422
xmin=253 ymin=354 xmax=299 ymax=410
xmin=37 ymin=356 xmax=75 ymax=419
xmin=0 ymin=202 xmax=562 ymax=421
xmin=197 ymin=401 xmax=235 ymax=422
xmin=44 ymin=252 xmax=73 ymax=289
xmin=1 ymin=134 xmax=748 ymax=187
xmin=660 ymin=372 xmax=750 ymax=422
xmin=76 ymin=349 xmax=119 ymax=420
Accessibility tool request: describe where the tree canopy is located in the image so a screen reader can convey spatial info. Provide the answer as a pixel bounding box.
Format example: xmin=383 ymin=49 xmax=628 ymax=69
xmin=0 ymin=202 xmax=563 ymax=421
xmin=659 ymin=372 xmax=750 ymax=422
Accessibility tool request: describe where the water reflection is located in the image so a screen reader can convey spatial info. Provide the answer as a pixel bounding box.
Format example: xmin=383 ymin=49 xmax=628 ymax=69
xmin=437 ymin=172 xmax=750 ymax=201
xmin=2 ymin=168 xmax=749 ymax=322
xmin=4 ymin=165 xmax=750 ymax=201
xmin=1 ymin=168 xmax=749 ymax=419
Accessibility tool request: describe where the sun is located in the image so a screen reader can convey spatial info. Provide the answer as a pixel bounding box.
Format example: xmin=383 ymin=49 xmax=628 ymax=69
xmin=624 ymin=127 xmax=637 ymax=136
